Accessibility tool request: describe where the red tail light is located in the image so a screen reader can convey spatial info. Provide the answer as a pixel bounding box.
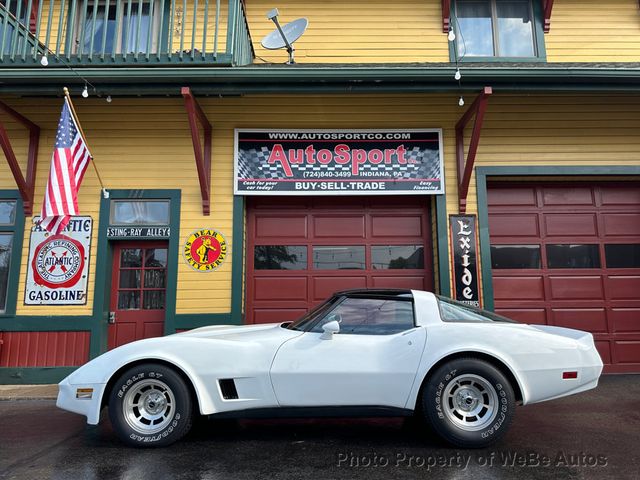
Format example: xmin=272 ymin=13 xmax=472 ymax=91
xmin=562 ymin=371 xmax=578 ymax=379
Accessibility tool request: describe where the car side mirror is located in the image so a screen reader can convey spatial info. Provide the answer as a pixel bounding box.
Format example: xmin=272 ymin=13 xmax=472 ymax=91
xmin=320 ymin=320 xmax=340 ymax=340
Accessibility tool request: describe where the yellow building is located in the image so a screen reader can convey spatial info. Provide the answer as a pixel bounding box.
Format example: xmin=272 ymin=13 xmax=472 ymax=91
xmin=0 ymin=0 xmax=639 ymax=383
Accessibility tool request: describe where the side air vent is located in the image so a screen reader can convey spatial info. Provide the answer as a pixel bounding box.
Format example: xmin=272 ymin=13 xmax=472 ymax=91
xmin=219 ymin=379 xmax=239 ymax=400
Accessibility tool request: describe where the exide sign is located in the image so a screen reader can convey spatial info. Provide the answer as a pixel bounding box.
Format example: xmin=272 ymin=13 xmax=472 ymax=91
xmin=234 ymin=129 xmax=444 ymax=195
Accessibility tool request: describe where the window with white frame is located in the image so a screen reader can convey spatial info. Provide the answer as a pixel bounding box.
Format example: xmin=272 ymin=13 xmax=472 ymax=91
xmin=73 ymin=0 xmax=162 ymax=55
xmin=455 ymin=0 xmax=538 ymax=58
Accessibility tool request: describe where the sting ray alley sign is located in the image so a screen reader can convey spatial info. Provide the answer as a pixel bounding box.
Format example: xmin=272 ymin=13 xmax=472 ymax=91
xmin=234 ymin=129 xmax=444 ymax=195
xmin=25 ymin=217 xmax=92 ymax=305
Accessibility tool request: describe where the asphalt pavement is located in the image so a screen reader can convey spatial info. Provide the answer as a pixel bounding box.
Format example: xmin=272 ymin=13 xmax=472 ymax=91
xmin=0 ymin=374 xmax=638 ymax=480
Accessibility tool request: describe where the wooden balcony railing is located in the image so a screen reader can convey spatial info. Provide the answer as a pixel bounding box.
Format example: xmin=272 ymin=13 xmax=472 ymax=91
xmin=0 ymin=0 xmax=254 ymax=66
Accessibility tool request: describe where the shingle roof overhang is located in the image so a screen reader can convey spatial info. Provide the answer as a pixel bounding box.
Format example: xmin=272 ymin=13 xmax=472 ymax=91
xmin=2 ymin=63 xmax=640 ymax=96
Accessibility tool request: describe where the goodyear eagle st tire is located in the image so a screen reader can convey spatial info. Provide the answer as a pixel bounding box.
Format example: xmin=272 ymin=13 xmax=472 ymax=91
xmin=422 ymin=358 xmax=515 ymax=448
xmin=108 ymin=363 xmax=193 ymax=447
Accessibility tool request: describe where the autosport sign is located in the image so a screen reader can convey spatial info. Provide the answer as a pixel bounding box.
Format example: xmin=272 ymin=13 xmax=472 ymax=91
xmin=25 ymin=216 xmax=92 ymax=305
xmin=234 ymin=129 xmax=444 ymax=195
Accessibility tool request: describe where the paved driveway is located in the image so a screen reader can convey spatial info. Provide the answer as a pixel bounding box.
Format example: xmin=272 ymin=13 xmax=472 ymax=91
xmin=0 ymin=375 xmax=638 ymax=480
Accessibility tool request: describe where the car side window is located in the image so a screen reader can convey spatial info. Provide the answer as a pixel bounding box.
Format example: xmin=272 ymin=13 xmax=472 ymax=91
xmin=311 ymin=297 xmax=415 ymax=335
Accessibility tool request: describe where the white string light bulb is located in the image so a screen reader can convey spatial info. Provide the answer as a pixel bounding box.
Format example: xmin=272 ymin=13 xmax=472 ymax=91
xmin=454 ymin=68 xmax=461 ymax=81
xmin=106 ymin=95 xmax=112 ymax=103
xmin=458 ymin=96 xmax=465 ymax=107
xmin=40 ymin=54 xmax=48 ymax=66
xmin=81 ymin=85 xmax=89 ymax=98
xmin=448 ymin=29 xmax=456 ymax=42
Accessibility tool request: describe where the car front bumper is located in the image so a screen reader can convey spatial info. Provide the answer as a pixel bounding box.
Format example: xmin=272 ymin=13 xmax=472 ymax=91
xmin=56 ymin=377 xmax=107 ymax=425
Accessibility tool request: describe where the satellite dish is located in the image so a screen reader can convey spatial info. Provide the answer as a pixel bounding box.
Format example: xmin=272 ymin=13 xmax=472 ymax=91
xmin=261 ymin=13 xmax=308 ymax=64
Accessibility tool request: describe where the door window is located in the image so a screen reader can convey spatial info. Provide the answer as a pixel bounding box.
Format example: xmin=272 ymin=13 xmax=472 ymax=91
xmin=312 ymin=297 xmax=415 ymax=335
xmin=117 ymin=247 xmax=167 ymax=310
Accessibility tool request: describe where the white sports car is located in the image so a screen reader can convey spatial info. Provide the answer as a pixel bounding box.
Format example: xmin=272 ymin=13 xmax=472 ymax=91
xmin=57 ymin=289 xmax=603 ymax=448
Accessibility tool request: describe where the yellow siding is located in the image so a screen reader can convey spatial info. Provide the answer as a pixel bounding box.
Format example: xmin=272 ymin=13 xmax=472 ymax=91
xmin=545 ymin=0 xmax=640 ymax=62
xmin=1 ymin=93 xmax=639 ymax=315
xmin=27 ymin=0 xmax=640 ymax=64
xmin=245 ymin=0 xmax=450 ymax=64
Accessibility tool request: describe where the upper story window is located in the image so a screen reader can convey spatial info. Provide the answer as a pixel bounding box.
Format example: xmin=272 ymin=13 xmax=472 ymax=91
xmin=74 ymin=0 xmax=161 ymax=55
xmin=455 ymin=0 xmax=538 ymax=58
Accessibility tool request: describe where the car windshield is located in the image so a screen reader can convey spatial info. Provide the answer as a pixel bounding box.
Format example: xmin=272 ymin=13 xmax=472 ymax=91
xmin=436 ymin=295 xmax=517 ymax=323
xmin=286 ymin=296 xmax=342 ymax=331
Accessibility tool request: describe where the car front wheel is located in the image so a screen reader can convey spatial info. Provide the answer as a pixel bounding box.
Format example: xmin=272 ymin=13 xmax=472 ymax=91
xmin=422 ymin=358 xmax=515 ymax=448
xmin=108 ymin=363 xmax=193 ymax=447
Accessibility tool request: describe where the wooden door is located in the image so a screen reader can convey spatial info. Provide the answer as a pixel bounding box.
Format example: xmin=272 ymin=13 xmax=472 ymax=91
xmin=108 ymin=242 xmax=168 ymax=349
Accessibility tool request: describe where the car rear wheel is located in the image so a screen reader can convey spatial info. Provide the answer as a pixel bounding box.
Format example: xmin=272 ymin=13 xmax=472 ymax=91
xmin=108 ymin=363 xmax=193 ymax=447
xmin=422 ymin=358 xmax=515 ymax=448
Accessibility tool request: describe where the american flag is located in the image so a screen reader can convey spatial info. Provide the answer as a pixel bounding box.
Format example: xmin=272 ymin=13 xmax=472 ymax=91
xmin=39 ymin=97 xmax=92 ymax=234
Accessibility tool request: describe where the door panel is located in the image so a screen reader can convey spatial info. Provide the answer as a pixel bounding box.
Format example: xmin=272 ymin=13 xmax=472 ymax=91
xmin=108 ymin=242 xmax=168 ymax=349
xmin=270 ymin=328 xmax=426 ymax=408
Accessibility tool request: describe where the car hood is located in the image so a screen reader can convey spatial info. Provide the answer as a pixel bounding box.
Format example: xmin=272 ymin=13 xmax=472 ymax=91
xmin=173 ymin=322 xmax=294 ymax=342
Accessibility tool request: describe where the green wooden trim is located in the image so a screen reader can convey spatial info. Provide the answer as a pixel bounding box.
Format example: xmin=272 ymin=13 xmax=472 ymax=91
xmin=0 ymin=191 xmax=24 ymax=318
xmin=475 ymin=165 xmax=640 ymax=312
xmin=174 ymin=313 xmax=232 ymax=330
xmin=435 ymin=194 xmax=451 ymax=297
xmin=0 ymin=316 xmax=93 ymax=331
xmin=476 ymin=169 xmax=493 ymax=311
xmin=449 ymin=0 xmax=547 ymax=63
xmin=0 ymin=366 xmax=75 ymax=384
xmin=230 ymin=195 xmax=244 ymax=325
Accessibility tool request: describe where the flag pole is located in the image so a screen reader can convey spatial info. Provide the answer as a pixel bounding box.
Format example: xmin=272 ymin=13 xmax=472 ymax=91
xmin=63 ymin=87 xmax=108 ymax=197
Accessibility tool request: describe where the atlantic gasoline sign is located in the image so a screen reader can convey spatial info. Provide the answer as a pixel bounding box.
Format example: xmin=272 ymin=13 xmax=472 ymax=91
xmin=184 ymin=229 xmax=227 ymax=271
xmin=25 ymin=216 xmax=92 ymax=305
xmin=234 ymin=129 xmax=444 ymax=195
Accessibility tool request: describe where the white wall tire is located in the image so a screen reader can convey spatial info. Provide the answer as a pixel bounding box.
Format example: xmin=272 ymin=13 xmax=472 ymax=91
xmin=422 ymin=358 xmax=515 ymax=448
xmin=108 ymin=363 xmax=193 ymax=447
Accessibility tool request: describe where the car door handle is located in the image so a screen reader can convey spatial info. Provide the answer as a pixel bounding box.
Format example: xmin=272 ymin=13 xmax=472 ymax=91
xmin=401 ymin=328 xmax=419 ymax=336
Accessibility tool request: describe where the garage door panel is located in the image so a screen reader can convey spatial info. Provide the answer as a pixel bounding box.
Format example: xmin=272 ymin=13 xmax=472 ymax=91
xmin=610 ymin=308 xmax=640 ymax=333
xmin=252 ymin=309 xmax=307 ymax=324
xmin=595 ymin=341 xmax=612 ymax=364
xmin=541 ymin=187 xmax=594 ymax=206
xmin=544 ymin=214 xmax=597 ymax=237
xmin=552 ymin=308 xmax=607 ymax=333
xmin=607 ymin=276 xmax=640 ymax=300
xmin=548 ymin=276 xmax=604 ymax=300
xmin=371 ymin=215 xmax=422 ymax=237
xmin=255 ymin=215 xmax=308 ymax=238
xmin=312 ymin=276 xmax=367 ymax=300
xmin=600 ymin=187 xmax=640 ymax=206
xmin=254 ymin=277 xmax=308 ymax=301
xmin=493 ymin=276 xmax=544 ymax=300
xmin=495 ymin=308 xmax=547 ymax=325
xmin=614 ymin=341 xmax=640 ymax=365
xmin=489 ymin=214 xmax=539 ymax=237
xmin=602 ymin=214 xmax=640 ymax=236
xmin=313 ymin=215 xmax=365 ymax=238
xmin=487 ymin=186 xmax=536 ymax=207
xmin=370 ymin=276 xmax=425 ymax=290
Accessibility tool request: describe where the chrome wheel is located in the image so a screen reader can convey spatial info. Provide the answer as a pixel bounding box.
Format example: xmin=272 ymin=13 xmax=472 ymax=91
xmin=443 ymin=373 xmax=498 ymax=431
xmin=123 ymin=379 xmax=176 ymax=434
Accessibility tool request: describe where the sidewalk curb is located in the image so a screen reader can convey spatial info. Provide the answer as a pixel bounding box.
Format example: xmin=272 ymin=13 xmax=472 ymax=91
xmin=0 ymin=385 xmax=58 ymax=401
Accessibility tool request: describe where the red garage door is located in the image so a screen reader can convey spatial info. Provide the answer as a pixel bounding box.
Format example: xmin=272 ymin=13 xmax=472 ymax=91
xmin=488 ymin=183 xmax=640 ymax=373
xmin=246 ymin=196 xmax=433 ymax=324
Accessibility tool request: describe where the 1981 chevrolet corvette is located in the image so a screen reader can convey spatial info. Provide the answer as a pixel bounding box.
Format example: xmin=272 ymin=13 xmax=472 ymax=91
xmin=57 ymin=289 xmax=603 ymax=448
